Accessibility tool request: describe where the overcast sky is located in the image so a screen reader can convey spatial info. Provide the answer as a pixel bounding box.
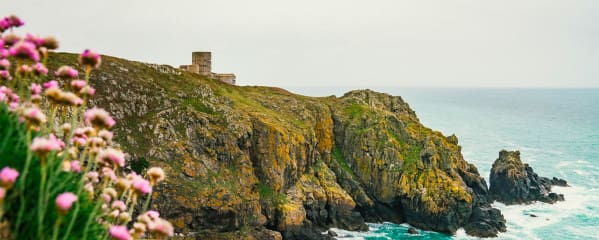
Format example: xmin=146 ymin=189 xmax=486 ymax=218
xmin=3 ymin=0 xmax=599 ymax=88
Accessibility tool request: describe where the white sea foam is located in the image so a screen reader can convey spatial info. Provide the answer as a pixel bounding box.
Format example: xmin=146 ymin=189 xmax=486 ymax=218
xmin=492 ymin=184 xmax=596 ymax=240
xmin=328 ymin=227 xmax=385 ymax=240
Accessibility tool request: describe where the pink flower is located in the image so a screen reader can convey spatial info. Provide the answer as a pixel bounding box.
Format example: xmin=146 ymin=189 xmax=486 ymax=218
xmin=43 ymin=80 xmax=58 ymax=89
xmin=111 ymin=200 xmax=126 ymax=212
xmin=98 ymin=130 xmax=114 ymax=141
xmin=22 ymin=106 xmax=47 ymax=126
xmin=70 ymin=80 xmax=86 ymax=91
xmin=146 ymin=210 xmax=160 ymax=219
xmin=85 ymin=108 xmax=116 ymax=129
xmin=0 ymin=49 xmax=8 ymax=58
xmin=147 ymin=219 xmax=174 ymax=237
xmin=72 ymin=136 xmax=87 ymax=146
xmin=71 ymin=160 xmax=81 ymax=173
xmin=54 ymin=66 xmax=78 ymax=79
xmin=86 ymin=171 xmax=99 ymax=183
xmin=80 ymin=86 xmax=96 ymax=96
xmin=49 ymin=134 xmax=65 ymax=149
xmin=3 ymin=34 xmax=21 ymax=47
xmin=109 ymin=225 xmax=131 ymax=240
xmin=30 ymin=135 xmax=63 ymax=155
xmin=0 ymin=15 xmax=24 ymax=32
xmin=8 ymin=102 xmax=18 ymax=111
xmin=24 ymin=33 xmax=40 ymax=46
xmin=132 ymin=177 xmax=152 ymax=195
xmin=55 ymin=192 xmax=77 ymax=214
xmin=102 ymin=194 xmax=111 ymax=203
xmin=0 ymin=167 xmax=19 ymax=188
xmin=8 ymin=41 xmax=40 ymax=62
xmin=32 ymin=62 xmax=48 ymax=76
xmin=97 ymin=148 xmax=125 ymax=167
xmin=6 ymin=15 xmax=24 ymax=28
xmin=147 ymin=167 xmax=165 ymax=185
xmin=0 ymin=70 xmax=11 ymax=81
xmin=60 ymin=91 xmax=84 ymax=106
xmin=0 ymin=59 xmax=9 ymax=70
xmin=101 ymin=167 xmax=116 ymax=181
xmin=0 ymin=19 xmax=9 ymax=32
xmin=79 ymin=49 xmax=102 ymax=69
xmin=39 ymin=36 xmax=58 ymax=50
xmin=16 ymin=64 xmax=32 ymax=74
xmin=31 ymin=83 xmax=42 ymax=95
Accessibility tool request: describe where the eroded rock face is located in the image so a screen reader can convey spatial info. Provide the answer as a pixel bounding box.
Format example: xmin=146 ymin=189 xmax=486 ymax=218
xmin=48 ymin=53 xmax=506 ymax=239
xmin=489 ymin=150 xmax=567 ymax=205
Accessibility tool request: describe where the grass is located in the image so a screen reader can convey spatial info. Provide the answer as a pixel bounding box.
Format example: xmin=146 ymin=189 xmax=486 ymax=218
xmin=257 ymin=183 xmax=287 ymax=205
xmin=332 ymin=146 xmax=355 ymax=177
xmin=344 ymin=103 xmax=365 ymax=119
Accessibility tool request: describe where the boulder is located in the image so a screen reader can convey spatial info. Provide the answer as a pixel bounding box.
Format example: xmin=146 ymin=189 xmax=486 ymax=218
xmin=407 ymin=227 xmax=419 ymax=235
xmin=489 ymin=150 xmax=567 ymax=204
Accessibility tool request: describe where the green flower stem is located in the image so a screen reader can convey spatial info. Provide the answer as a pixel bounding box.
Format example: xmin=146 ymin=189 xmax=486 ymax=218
xmin=142 ymin=192 xmax=152 ymax=214
xmin=50 ymin=215 xmax=63 ymax=240
xmin=62 ymin=160 xmax=89 ymax=240
xmin=38 ymin=155 xmax=48 ymax=239
xmin=81 ymin=198 xmax=102 ymax=240
xmin=14 ymin=129 xmax=32 ymax=236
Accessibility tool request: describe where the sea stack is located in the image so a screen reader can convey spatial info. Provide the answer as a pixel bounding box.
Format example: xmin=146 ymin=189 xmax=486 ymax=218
xmin=489 ymin=150 xmax=567 ymax=204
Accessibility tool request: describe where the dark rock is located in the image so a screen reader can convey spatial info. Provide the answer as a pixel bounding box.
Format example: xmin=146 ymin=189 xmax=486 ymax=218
xmin=407 ymin=227 xmax=419 ymax=235
xmin=530 ymin=214 xmax=537 ymax=217
xmin=551 ymin=177 xmax=569 ymax=187
xmin=489 ymin=150 xmax=567 ymax=205
xmin=327 ymin=230 xmax=338 ymax=237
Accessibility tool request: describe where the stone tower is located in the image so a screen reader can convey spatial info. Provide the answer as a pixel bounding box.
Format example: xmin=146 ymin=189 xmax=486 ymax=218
xmin=192 ymin=52 xmax=211 ymax=76
xmin=180 ymin=51 xmax=236 ymax=85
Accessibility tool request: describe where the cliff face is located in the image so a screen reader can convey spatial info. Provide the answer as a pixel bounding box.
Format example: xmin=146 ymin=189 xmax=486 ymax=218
xmin=49 ymin=53 xmax=505 ymax=239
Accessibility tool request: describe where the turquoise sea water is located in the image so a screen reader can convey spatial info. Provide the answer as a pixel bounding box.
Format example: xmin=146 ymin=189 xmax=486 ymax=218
xmin=287 ymin=87 xmax=599 ymax=240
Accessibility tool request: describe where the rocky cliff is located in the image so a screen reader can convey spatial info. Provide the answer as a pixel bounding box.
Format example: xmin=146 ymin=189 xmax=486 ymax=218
xmin=48 ymin=53 xmax=506 ymax=239
xmin=489 ymin=150 xmax=567 ymax=205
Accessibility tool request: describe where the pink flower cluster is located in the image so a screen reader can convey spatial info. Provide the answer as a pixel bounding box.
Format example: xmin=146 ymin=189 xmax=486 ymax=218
xmin=0 ymin=86 xmax=19 ymax=110
xmin=30 ymin=134 xmax=64 ymax=156
xmin=0 ymin=167 xmax=19 ymax=189
xmin=0 ymin=15 xmax=24 ymax=33
xmin=55 ymin=192 xmax=77 ymax=215
xmin=85 ymin=108 xmax=116 ymax=129
xmin=8 ymin=41 xmax=39 ymax=62
xmin=79 ymin=49 xmax=102 ymax=69
xmin=0 ymin=167 xmax=19 ymax=201
xmin=0 ymin=14 xmax=173 ymax=239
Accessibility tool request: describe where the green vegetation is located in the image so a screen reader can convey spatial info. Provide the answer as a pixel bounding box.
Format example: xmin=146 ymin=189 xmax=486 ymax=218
xmin=332 ymin=146 xmax=354 ymax=176
xmin=344 ymin=102 xmax=365 ymax=119
xmin=0 ymin=105 xmax=104 ymax=239
xmin=258 ymin=183 xmax=287 ymax=205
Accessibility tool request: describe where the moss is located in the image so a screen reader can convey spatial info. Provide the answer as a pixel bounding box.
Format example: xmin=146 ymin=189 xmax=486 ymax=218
xmin=182 ymin=98 xmax=217 ymax=115
xmin=332 ymin=146 xmax=354 ymax=177
xmin=258 ymin=183 xmax=288 ymax=206
xmin=344 ymin=102 xmax=365 ymax=119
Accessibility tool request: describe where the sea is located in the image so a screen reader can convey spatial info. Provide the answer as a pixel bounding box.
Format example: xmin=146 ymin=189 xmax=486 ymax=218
xmin=286 ymin=87 xmax=599 ymax=240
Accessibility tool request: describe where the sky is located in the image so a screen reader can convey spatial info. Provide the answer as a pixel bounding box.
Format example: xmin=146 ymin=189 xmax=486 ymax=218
xmin=3 ymin=0 xmax=599 ymax=88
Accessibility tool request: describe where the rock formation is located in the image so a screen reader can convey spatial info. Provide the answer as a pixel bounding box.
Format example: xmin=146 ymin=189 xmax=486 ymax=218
xmin=489 ymin=150 xmax=567 ymax=205
xmin=48 ymin=52 xmax=506 ymax=239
